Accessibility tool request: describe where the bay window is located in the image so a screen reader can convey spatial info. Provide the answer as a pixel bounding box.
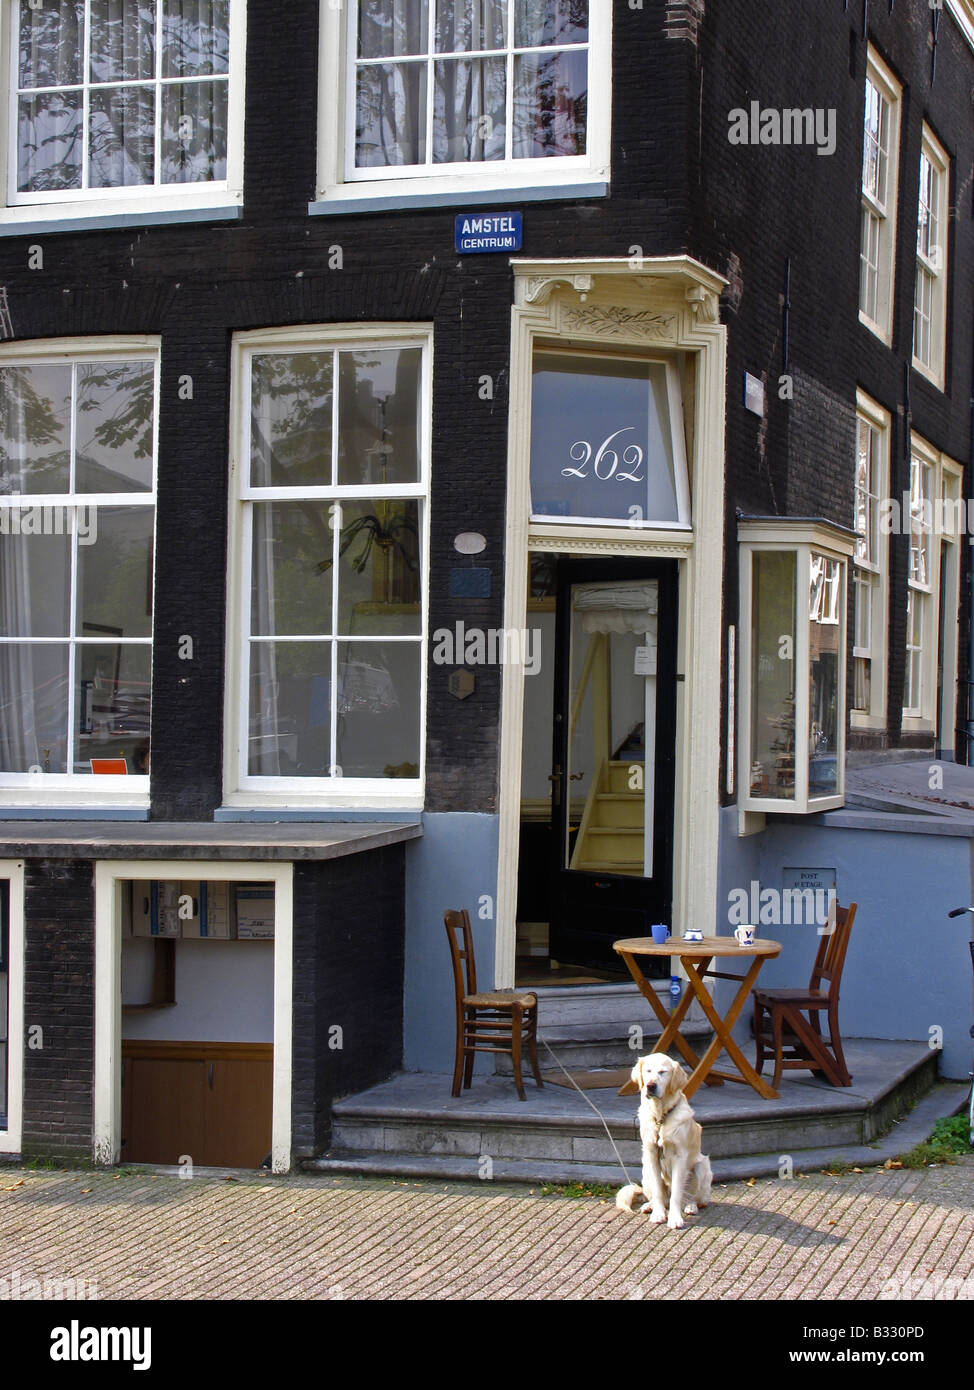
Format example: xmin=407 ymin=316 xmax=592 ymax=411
xmin=0 ymin=339 xmax=157 ymax=805
xmin=738 ymin=519 xmax=853 ymax=815
xmin=225 ymin=327 xmax=429 ymax=809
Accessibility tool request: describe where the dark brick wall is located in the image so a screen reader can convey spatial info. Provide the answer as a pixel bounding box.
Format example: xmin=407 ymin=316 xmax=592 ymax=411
xmin=691 ymin=0 xmax=974 ymax=783
xmin=21 ymin=861 xmax=94 ymax=1162
xmin=0 ymin=0 xmax=969 ymax=819
xmin=290 ymin=846 xmax=405 ymax=1156
xmin=0 ymin=0 xmax=696 ymax=820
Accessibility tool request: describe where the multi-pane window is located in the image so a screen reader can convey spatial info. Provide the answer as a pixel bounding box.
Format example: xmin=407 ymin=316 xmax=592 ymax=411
xmin=859 ymin=52 xmax=900 ymax=341
xmin=11 ymin=0 xmax=232 ymax=200
xmin=913 ymin=127 xmax=949 ymax=387
xmin=230 ymin=333 xmax=428 ymax=797
xmin=905 ymin=451 xmax=932 ymax=717
xmin=0 ymin=347 xmax=157 ymax=789
xmin=351 ymin=0 xmax=589 ymax=173
xmin=852 ymin=406 xmax=887 ymax=719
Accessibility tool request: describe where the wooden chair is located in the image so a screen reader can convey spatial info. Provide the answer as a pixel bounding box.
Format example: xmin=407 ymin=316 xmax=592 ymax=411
xmin=753 ymin=901 xmax=857 ymax=1090
xmin=445 ymin=909 xmax=543 ymax=1102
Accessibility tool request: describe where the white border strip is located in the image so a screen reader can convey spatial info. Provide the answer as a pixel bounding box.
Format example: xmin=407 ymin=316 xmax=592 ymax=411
xmin=0 ymin=860 xmax=24 ymax=1154
xmin=94 ymin=860 xmax=293 ymax=1172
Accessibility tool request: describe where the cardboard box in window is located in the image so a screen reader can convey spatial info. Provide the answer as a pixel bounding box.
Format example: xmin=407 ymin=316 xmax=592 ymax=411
xmin=236 ymin=885 xmax=275 ymax=940
xmin=131 ymin=881 xmax=182 ymax=938
xmin=179 ymin=882 xmax=234 ymax=939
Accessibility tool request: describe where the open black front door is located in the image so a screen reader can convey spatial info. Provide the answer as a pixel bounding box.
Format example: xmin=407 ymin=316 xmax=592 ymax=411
xmin=548 ymin=557 xmax=677 ymax=976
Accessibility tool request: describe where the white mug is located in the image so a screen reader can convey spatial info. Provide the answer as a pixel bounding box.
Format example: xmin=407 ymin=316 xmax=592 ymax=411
xmin=734 ymin=924 xmax=756 ymax=946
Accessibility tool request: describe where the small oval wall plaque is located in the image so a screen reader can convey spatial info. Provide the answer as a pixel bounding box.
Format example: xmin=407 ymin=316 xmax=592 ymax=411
xmin=454 ymin=532 xmax=487 ymax=555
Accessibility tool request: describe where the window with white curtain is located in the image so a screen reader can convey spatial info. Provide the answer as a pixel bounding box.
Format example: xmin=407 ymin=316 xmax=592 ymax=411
xmin=903 ymin=437 xmax=962 ymax=728
xmin=315 ymin=0 xmax=610 ymax=208
xmin=1 ymin=0 xmax=243 ymax=224
xmin=913 ymin=125 xmax=949 ymax=389
xmin=0 ymin=342 xmax=157 ymax=803
xmin=225 ymin=328 xmax=429 ymax=808
xmin=852 ymin=394 xmax=889 ymax=725
xmin=859 ymin=49 xmax=900 ymax=343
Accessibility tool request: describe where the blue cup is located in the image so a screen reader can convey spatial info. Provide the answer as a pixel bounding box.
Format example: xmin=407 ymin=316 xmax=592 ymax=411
xmin=651 ymin=922 xmax=670 ymax=945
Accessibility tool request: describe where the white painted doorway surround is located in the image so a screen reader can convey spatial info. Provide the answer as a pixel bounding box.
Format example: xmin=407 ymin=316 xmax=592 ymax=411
xmin=495 ymin=257 xmax=728 ymax=989
xmin=94 ymin=860 xmax=293 ymax=1172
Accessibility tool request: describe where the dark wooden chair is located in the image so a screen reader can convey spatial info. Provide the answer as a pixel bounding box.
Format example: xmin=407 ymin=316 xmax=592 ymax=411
xmin=753 ymin=901 xmax=857 ymax=1090
xmin=444 ymin=908 xmax=543 ymax=1102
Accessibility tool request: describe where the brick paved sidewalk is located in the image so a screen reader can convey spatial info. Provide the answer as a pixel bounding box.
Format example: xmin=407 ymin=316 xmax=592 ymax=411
xmin=0 ymin=1159 xmax=972 ymax=1301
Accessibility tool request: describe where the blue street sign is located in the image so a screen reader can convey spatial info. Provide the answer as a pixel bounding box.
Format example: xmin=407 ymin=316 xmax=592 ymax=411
xmin=455 ymin=211 xmax=522 ymax=254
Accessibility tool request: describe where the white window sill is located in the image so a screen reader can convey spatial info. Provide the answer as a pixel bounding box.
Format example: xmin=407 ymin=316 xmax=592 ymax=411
xmin=900 ymin=716 xmax=935 ymax=733
xmin=850 ymin=712 xmax=886 ymax=730
xmin=912 ymin=357 xmax=946 ymax=392
xmin=859 ymin=309 xmax=893 ymax=346
xmin=310 ymin=176 xmax=608 ymax=216
xmin=0 ymin=192 xmax=243 ymax=237
xmin=0 ymin=790 xmax=149 ymax=812
xmin=221 ymin=789 xmax=424 ymax=813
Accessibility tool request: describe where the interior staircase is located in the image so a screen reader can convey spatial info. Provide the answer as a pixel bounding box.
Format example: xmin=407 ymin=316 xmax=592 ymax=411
xmin=570 ymin=760 xmax=645 ymax=876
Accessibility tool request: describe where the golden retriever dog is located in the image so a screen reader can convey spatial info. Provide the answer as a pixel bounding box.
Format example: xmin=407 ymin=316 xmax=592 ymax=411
xmin=615 ymin=1054 xmax=712 ymax=1230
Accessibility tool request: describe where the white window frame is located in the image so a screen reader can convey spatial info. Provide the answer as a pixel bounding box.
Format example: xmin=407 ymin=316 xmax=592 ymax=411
xmin=528 ymin=347 xmax=691 ymax=531
xmin=851 ymin=391 xmax=889 ymax=729
xmin=0 ymin=0 xmax=245 ymax=233
xmin=223 ymin=323 xmax=431 ymax=813
xmin=738 ymin=519 xmax=853 ymax=817
xmin=94 ymin=858 xmax=293 ymax=1170
xmin=0 ymin=335 xmax=159 ymax=810
xmin=902 ymin=435 xmax=962 ymax=732
xmin=313 ymin=0 xmax=611 ymax=214
xmin=859 ymin=48 xmax=901 ymax=345
xmin=912 ymin=124 xmax=950 ymax=390
xmin=0 ymin=860 xmax=24 ymax=1155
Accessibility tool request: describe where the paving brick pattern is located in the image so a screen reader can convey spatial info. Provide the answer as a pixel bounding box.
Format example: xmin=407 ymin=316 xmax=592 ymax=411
xmin=0 ymin=1159 xmax=972 ymax=1301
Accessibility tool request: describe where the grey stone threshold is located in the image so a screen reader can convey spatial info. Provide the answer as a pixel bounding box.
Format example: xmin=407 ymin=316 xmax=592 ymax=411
xmin=309 ymin=1084 xmax=968 ymax=1186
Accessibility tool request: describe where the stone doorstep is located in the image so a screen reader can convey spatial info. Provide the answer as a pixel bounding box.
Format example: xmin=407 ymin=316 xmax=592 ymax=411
xmin=310 ymin=1083 xmax=969 ymax=1187
xmin=330 ymin=1106 xmax=870 ymax=1163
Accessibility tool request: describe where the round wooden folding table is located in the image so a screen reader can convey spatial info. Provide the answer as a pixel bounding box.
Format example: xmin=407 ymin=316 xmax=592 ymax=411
xmin=614 ymin=935 xmax=783 ymax=1100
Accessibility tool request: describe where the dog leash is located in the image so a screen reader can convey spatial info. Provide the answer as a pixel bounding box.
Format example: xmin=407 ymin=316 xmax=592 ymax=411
xmin=539 ymin=1039 xmax=635 ymax=1187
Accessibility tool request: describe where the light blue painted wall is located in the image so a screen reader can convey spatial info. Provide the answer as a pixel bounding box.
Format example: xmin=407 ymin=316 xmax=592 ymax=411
xmin=716 ymin=812 xmax=974 ymax=1078
xmin=403 ymin=812 xmax=500 ymax=1072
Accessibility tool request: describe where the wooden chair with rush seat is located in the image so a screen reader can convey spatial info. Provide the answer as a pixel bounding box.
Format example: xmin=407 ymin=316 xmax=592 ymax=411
xmin=753 ymin=901 xmax=857 ymax=1090
xmin=444 ymin=908 xmax=544 ymax=1102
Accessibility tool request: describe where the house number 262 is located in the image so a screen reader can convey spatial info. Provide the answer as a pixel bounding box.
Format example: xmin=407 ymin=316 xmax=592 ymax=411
xmin=562 ymin=428 xmax=645 ymax=482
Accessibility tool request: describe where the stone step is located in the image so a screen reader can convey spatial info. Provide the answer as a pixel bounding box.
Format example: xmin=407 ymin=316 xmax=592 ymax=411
xmin=317 ymin=1041 xmax=945 ymax=1184
xmin=309 ymin=1078 xmax=967 ymax=1187
xmin=498 ymin=1018 xmax=713 ymax=1072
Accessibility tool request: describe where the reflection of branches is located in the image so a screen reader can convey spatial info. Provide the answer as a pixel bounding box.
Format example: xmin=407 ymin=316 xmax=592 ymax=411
xmin=77 ymin=364 xmax=154 ymax=458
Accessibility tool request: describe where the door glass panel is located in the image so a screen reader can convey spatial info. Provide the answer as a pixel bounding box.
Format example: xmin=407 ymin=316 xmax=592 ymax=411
xmin=564 ymin=581 xmax=658 ymax=877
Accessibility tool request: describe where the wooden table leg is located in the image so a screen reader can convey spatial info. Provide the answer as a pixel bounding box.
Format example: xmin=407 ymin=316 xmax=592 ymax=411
xmin=617 ymin=950 xmax=723 ymax=1086
xmin=681 ymin=956 xmax=779 ymax=1100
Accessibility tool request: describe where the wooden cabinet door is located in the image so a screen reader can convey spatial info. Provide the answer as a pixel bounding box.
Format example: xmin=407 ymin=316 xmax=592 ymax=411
xmin=205 ymin=1058 xmax=273 ymax=1168
xmin=122 ymin=1042 xmax=273 ymax=1168
xmin=122 ymin=1056 xmax=207 ymax=1165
